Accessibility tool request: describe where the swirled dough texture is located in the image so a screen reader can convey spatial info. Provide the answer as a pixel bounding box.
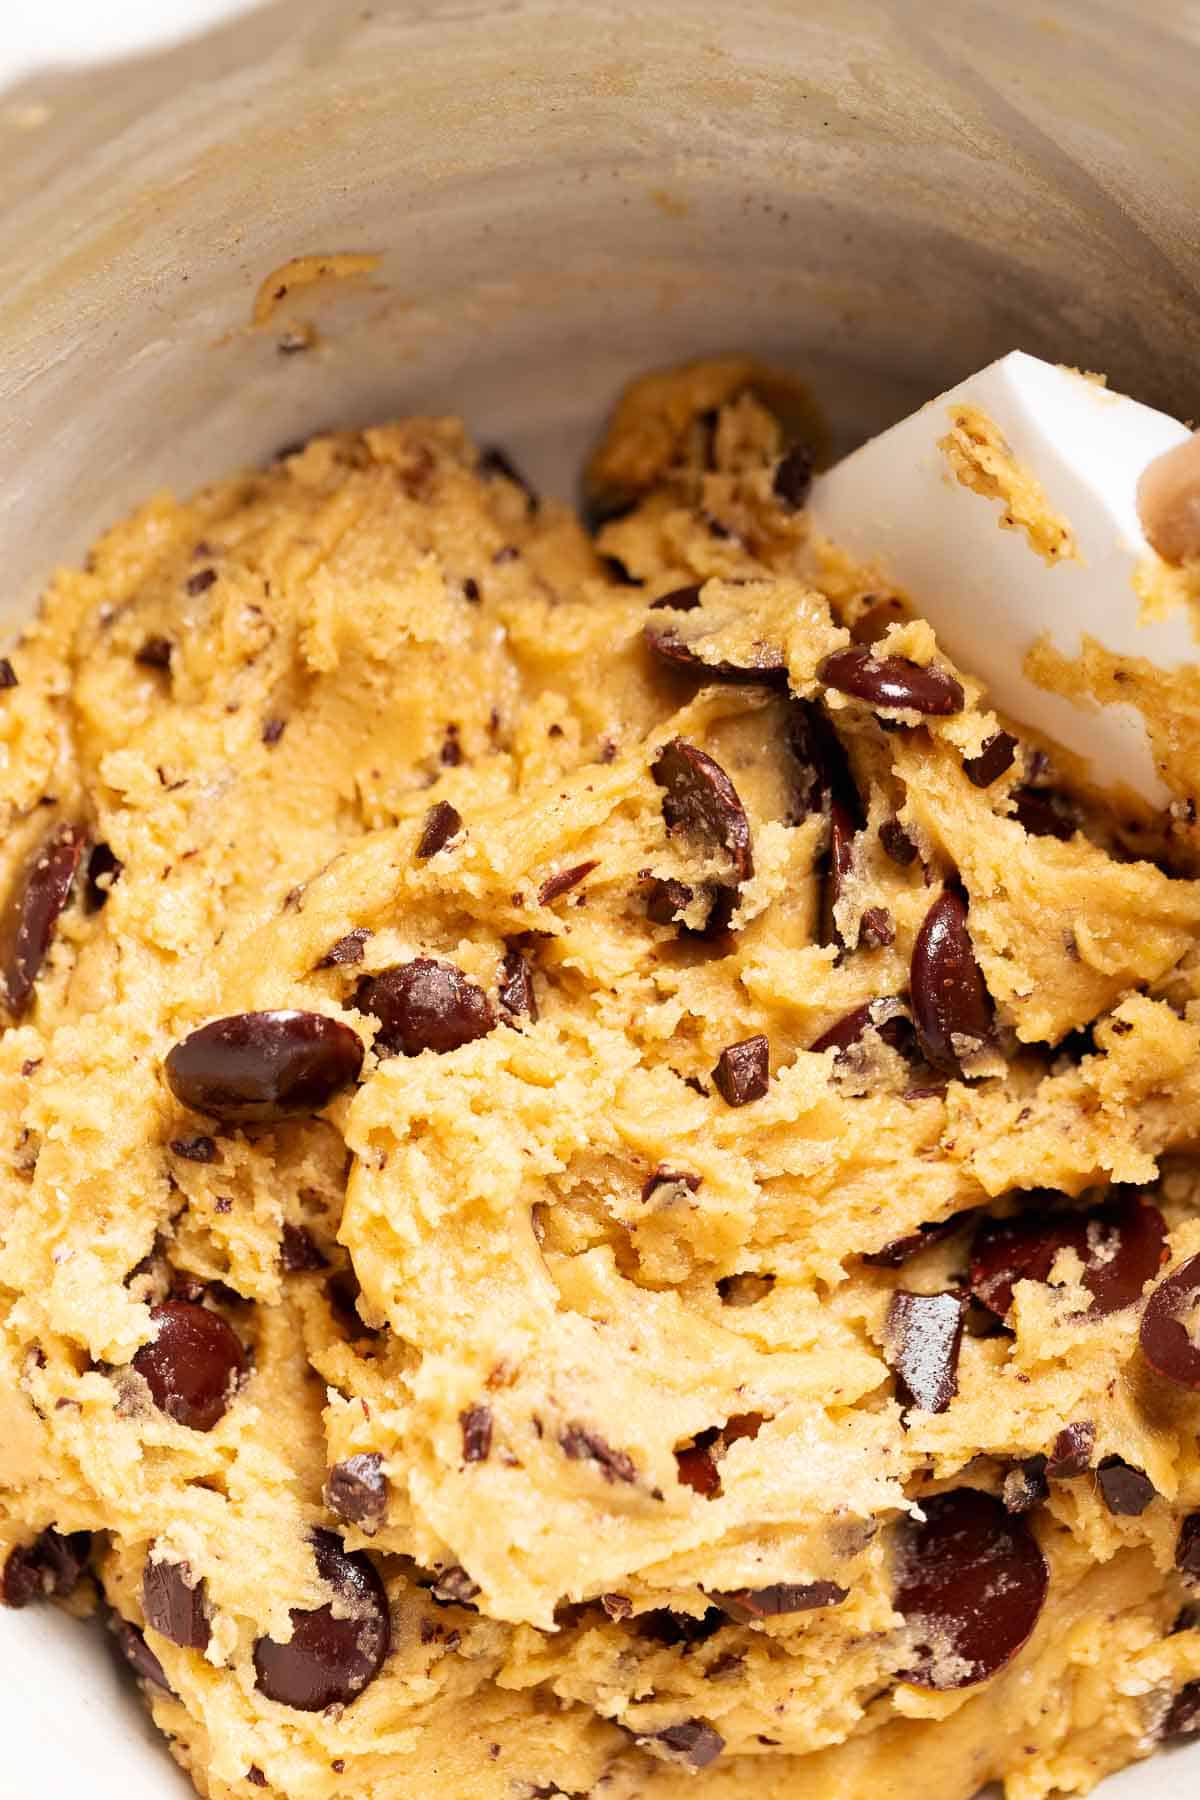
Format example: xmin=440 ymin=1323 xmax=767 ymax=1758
xmin=3 ymin=363 xmax=1200 ymax=1799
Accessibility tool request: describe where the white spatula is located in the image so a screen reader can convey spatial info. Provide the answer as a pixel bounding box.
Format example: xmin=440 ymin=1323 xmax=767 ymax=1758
xmin=806 ymin=351 xmax=1199 ymax=804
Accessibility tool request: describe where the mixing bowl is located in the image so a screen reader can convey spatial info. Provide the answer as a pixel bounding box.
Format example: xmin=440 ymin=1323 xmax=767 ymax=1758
xmin=1 ymin=1 xmax=1198 ymax=1792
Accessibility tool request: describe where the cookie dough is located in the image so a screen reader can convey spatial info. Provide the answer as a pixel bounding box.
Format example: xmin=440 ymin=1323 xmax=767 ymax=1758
xmin=3 ymin=362 xmax=1200 ymax=1800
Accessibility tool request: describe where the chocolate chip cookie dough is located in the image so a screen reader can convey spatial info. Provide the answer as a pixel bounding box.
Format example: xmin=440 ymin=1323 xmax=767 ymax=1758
xmin=4 ymin=359 xmax=1200 ymax=1800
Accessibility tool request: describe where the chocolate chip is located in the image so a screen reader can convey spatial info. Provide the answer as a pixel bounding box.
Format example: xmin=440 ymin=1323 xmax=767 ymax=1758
xmin=1097 ymin=1457 xmax=1156 ymax=1516
xmin=440 ymin=724 xmax=462 ymax=767
xmin=969 ymin=1194 xmax=1167 ymax=1318
xmin=963 ymin=732 xmax=1017 ymax=787
xmin=637 ymin=1608 xmax=724 ymax=1647
xmin=820 ymin=647 xmax=965 ymax=716
xmin=0 ymin=821 xmax=86 ymax=1017
xmin=260 ymin=716 xmax=286 ymax=746
xmin=648 ymin=1720 xmax=725 ymax=1769
xmin=644 ymin=875 xmax=694 ymax=925
xmin=559 ymin=1422 xmax=637 ymax=1484
xmin=910 ymin=886 xmax=992 ymax=1072
xmin=860 ymin=905 xmax=895 ymax=949
xmin=280 ymin=1224 xmax=328 ymax=1272
xmin=643 ymin=874 xmax=733 ymax=939
xmin=651 ymin=738 xmax=753 ymax=884
xmin=134 ymin=635 xmax=174 ymax=670
xmin=169 ymin=1133 xmax=217 ymax=1165
xmin=479 ymin=445 xmax=538 ymax=513
xmin=601 ymin=1592 xmax=633 ymax=1620
xmin=462 ymin=578 xmax=481 ymax=604
xmin=416 ymin=801 xmax=462 ymax=859
xmin=644 ymin=620 xmax=787 ymax=687
xmin=166 ymin=1010 xmax=363 ymax=1122
xmin=879 ymin=818 xmax=920 ymax=865
xmin=642 ymin=1168 xmax=702 ymax=1204
xmin=820 ymin=798 xmax=857 ymax=948
xmin=247 ymin=1772 xmax=267 ymax=1790
xmin=1002 ymin=1458 xmax=1049 ymax=1515
xmin=316 ymin=927 xmax=373 ymax=968
xmin=253 ymin=1531 xmax=390 ymax=1711
xmin=885 ymin=1289 xmax=967 ymax=1414
xmin=862 ymin=1212 xmax=973 ymax=1268
xmin=1046 ymin=1422 xmax=1095 ymax=1480
xmin=325 ymin=1454 xmax=388 ymax=1531
xmin=1178 ymin=1514 xmax=1200 ymax=1578
xmin=430 ymin=1566 xmax=480 ymax=1606
xmin=186 ymin=567 xmax=217 ymax=596
xmin=711 ymin=1035 xmax=770 ymax=1107
xmin=1141 ymin=1253 xmax=1200 ymax=1389
xmin=713 ymin=1581 xmax=847 ymax=1623
xmin=649 ymin=584 xmax=703 ymax=612
xmin=771 ymin=441 xmax=815 ymax=510
xmin=142 ymin=1551 xmax=210 ymax=1649
xmin=2 ymin=1528 xmax=91 ymax=1608
xmin=538 ymin=861 xmax=598 ymax=905
xmin=355 ymin=959 xmax=494 ymax=1057
xmin=0 ymin=658 xmax=17 ymax=689
xmin=115 ymin=1619 xmax=171 ymax=1691
xmin=131 ymin=1301 xmax=245 ymax=1431
xmin=1165 ymin=1682 xmax=1200 ymax=1739
xmin=786 ymin=699 xmax=853 ymax=822
xmin=893 ymin=1488 xmax=1048 ymax=1688
xmin=1012 ymin=786 xmax=1076 ymax=840
xmin=498 ymin=947 xmax=537 ymax=1021
xmin=84 ymin=841 xmax=122 ymax=913
xmin=461 ymin=1405 xmax=493 ymax=1464
xmin=810 ymin=998 xmax=914 ymax=1063
xmin=675 ymin=1444 xmax=720 ymax=1498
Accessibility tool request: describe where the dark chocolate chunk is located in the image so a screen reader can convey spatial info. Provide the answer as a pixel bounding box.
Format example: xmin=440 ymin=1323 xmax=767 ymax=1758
xmin=261 ymin=716 xmax=286 ymax=746
xmin=1012 ymin=786 xmax=1076 ymax=840
xmin=430 ymin=1565 xmax=481 ymax=1606
xmin=771 ymin=441 xmax=815 ymax=510
xmin=440 ymin=724 xmax=462 ymax=767
xmin=1141 ymin=1253 xmax=1200 ymax=1389
xmin=1046 ymin=1422 xmax=1095 ymax=1480
xmin=892 ymin=1488 xmax=1048 ymax=1688
xmin=651 ymin=738 xmax=753 ymax=883
xmin=1165 ymin=1681 xmax=1200 ymax=1739
xmin=460 ymin=1405 xmax=493 ymax=1464
xmin=316 ymin=927 xmax=373 ymax=968
xmin=416 ymin=801 xmax=462 ymax=859
xmin=1 ymin=1528 xmax=91 ymax=1608
xmin=498 ymin=947 xmax=537 ymax=1022
xmin=862 ymin=1212 xmax=973 ymax=1268
xmin=713 ymin=1581 xmax=847 ymax=1623
xmin=786 ymin=698 xmax=853 ymax=822
xmin=134 ymin=635 xmax=174 ymax=670
xmin=879 ymin=818 xmax=920 ymax=865
xmin=649 ymin=584 xmax=703 ymax=612
xmin=860 ymin=905 xmax=895 ymax=949
xmin=1002 ymin=1458 xmax=1049 ymax=1515
xmin=169 ymin=1133 xmax=217 ymax=1163
xmin=1177 ymin=1514 xmax=1200 ymax=1578
xmin=969 ymin=1194 xmax=1167 ymax=1318
xmin=643 ymin=875 xmax=734 ymax=939
xmin=810 ymin=999 xmax=913 ymax=1063
xmin=637 ymin=1607 xmax=724 ymax=1647
xmin=711 ymin=1035 xmax=770 ymax=1107
xmin=253 ymin=1531 xmax=390 ymax=1711
xmin=0 ymin=821 xmax=86 ymax=1017
xmin=325 ymin=1453 xmax=388 ymax=1532
xmin=963 ymin=731 xmax=1017 ymax=787
xmin=910 ymin=886 xmax=993 ymax=1072
xmin=1097 ymin=1457 xmax=1156 ymax=1517
xmin=247 ymin=1772 xmax=267 ymax=1790
xmin=355 ymin=959 xmax=494 ymax=1057
xmin=166 ymin=1010 xmax=363 ymax=1123
xmin=819 ymin=647 xmax=965 ymax=716
xmin=0 ymin=657 xmax=17 ymax=689
xmin=131 ymin=1301 xmax=245 ymax=1431
xmin=186 ymin=567 xmax=217 ymax=596
xmin=885 ymin=1289 xmax=967 ymax=1414
xmin=479 ymin=445 xmax=538 ymax=512
xmin=279 ymin=1224 xmax=328 ymax=1272
xmin=142 ymin=1551 xmax=210 ymax=1649
xmin=115 ymin=1619 xmax=171 ymax=1691
xmin=601 ymin=1592 xmax=633 ymax=1620
xmin=559 ymin=1422 xmax=637 ymax=1484
xmin=642 ymin=1168 xmax=702 ymax=1205
xmin=644 ymin=620 xmax=787 ymax=686
xmin=675 ymin=1444 xmax=720 ymax=1498
xmin=84 ymin=841 xmax=123 ymax=913
xmin=538 ymin=861 xmax=599 ymax=906
xmin=820 ymin=797 xmax=857 ymax=948
xmin=649 ymin=1720 xmax=725 ymax=1769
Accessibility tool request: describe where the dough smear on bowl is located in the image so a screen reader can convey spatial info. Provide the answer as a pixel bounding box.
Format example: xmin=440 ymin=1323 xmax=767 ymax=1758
xmin=2 ymin=361 xmax=1200 ymax=1798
